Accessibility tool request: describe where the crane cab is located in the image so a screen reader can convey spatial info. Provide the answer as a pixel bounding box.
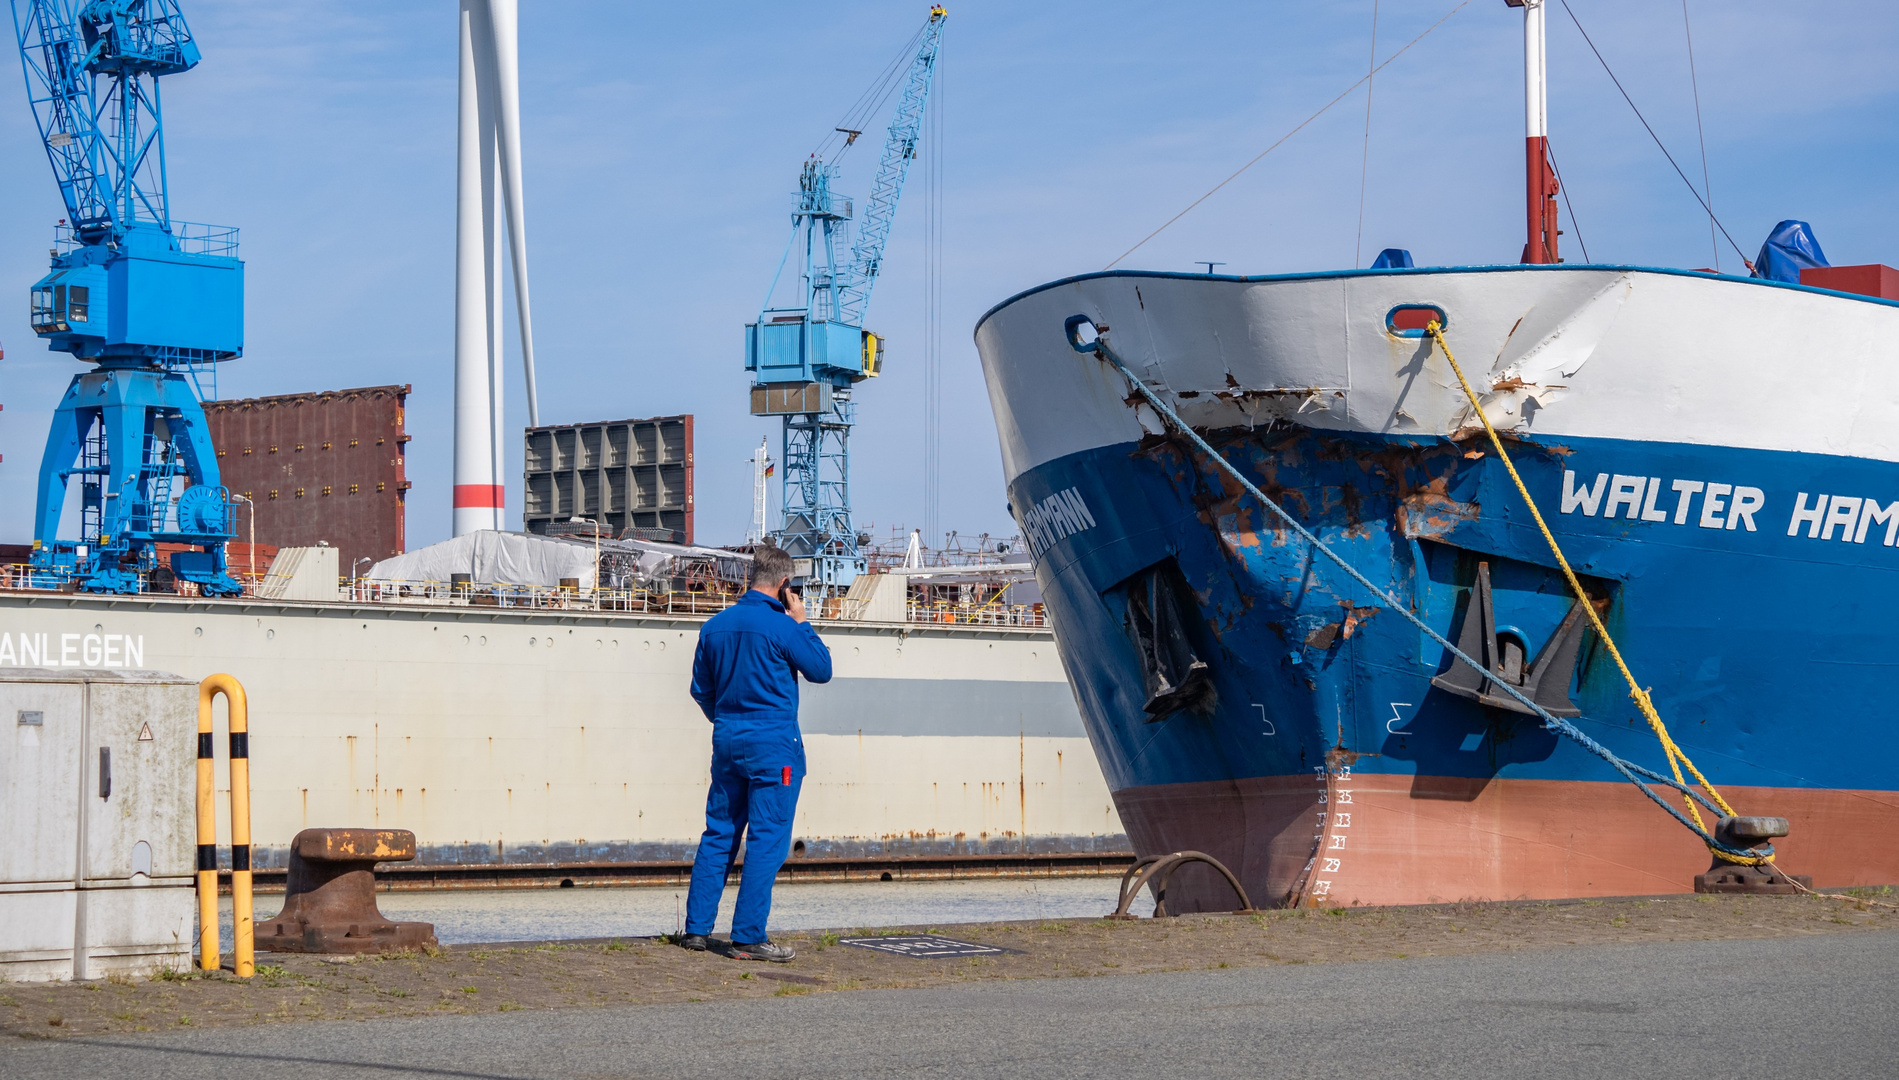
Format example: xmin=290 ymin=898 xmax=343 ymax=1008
xmin=745 ymin=312 xmax=881 ymax=413
xmin=29 ymin=224 xmax=242 ymax=363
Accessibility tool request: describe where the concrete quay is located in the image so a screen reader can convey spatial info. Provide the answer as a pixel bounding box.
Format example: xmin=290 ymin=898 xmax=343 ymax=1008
xmin=3 ymin=893 xmax=1894 ymax=1078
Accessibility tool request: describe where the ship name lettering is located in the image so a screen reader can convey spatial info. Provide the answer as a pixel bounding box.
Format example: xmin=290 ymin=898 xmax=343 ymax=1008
xmin=1602 ymin=474 xmax=1646 ymax=519
xmin=1020 ymin=487 xmax=1097 ymax=558
xmin=1789 ymin=493 xmax=1899 ymax=546
xmin=1562 ymin=470 xmax=1607 ymax=515
xmin=0 ymin=631 xmax=143 ymax=668
xmin=1562 ymin=470 xmax=1761 ymax=531
xmin=1859 ymin=500 xmax=1899 ymax=545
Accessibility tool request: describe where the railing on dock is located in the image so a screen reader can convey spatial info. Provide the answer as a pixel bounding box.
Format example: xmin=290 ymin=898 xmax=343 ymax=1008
xmin=0 ymin=564 xmax=1047 ymax=628
xmin=905 ymin=598 xmax=1046 ymax=628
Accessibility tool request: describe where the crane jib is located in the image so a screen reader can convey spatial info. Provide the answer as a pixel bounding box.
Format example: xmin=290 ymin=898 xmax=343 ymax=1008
xmin=836 ymin=9 xmax=945 ymax=327
xmin=742 ymin=6 xmax=946 ymax=598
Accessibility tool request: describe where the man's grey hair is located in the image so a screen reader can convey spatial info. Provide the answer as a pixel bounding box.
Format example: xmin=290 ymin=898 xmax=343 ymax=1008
xmin=749 ymin=544 xmax=795 ymax=588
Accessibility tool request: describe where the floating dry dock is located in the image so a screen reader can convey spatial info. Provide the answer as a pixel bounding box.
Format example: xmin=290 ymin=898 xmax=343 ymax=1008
xmin=0 ymin=586 xmax=1126 ymax=880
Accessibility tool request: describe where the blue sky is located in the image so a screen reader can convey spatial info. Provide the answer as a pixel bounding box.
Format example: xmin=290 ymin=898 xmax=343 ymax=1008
xmin=1 ymin=1 xmax=1894 ymax=551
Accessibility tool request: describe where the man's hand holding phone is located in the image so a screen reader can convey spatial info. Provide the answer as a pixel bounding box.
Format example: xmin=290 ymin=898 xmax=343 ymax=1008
xmin=779 ymin=585 xmax=808 ymax=624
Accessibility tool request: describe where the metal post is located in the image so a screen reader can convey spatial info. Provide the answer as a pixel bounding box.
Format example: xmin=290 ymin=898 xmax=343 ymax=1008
xmin=196 ymin=674 xmax=253 ymax=977
xmin=1514 ymin=0 xmax=1559 ymax=263
xmin=230 ymin=494 xmax=255 ymax=588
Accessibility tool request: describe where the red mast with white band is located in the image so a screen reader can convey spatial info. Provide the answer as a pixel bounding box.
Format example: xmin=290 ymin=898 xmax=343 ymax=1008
xmin=1509 ymin=0 xmax=1560 ymax=263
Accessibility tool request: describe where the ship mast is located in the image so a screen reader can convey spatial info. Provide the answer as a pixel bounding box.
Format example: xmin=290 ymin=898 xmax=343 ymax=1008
xmin=1510 ymin=0 xmax=1560 ymax=263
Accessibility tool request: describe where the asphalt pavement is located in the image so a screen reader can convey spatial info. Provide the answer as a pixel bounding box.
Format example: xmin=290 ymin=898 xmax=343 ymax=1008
xmin=5 ymin=930 xmax=1893 ymax=1079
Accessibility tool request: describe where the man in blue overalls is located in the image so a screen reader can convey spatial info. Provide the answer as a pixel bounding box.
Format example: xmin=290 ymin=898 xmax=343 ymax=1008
xmin=679 ymin=545 xmax=831 ymax=962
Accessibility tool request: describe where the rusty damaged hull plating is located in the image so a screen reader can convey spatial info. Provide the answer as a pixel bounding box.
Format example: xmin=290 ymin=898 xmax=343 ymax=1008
xmin=974 ymin=264 xmax=1899 ymax=910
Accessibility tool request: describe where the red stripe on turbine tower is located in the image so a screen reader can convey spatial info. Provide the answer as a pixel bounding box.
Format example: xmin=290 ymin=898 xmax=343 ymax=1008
xmin=453 ymin=484 xmax=505 ymax=508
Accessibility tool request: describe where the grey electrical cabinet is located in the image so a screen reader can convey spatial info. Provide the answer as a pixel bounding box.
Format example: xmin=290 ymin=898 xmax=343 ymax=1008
xmin=0 ymin=669 xmax=197 ymax=982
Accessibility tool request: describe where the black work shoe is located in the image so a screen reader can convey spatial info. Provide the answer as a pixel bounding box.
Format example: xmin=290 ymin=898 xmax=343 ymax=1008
xmin=677 ymin=934 xmax=709 ymax=952
xmin=729 ymin=940 xmax=795 ymax=963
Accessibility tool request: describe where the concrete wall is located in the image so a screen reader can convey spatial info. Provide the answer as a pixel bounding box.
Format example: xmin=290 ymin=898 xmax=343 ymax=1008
xmin=0 ymin=594 xmax=1126 ymax=867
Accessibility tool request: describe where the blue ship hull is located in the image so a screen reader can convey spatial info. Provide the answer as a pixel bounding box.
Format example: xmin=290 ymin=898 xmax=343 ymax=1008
xmin=977 ymin=265 xmax=1899 ymax=907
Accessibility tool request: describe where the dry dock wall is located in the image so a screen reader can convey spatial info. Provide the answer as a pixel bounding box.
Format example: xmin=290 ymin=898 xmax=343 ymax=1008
xmin=0 ymin=595 xmax=1126 ymax=869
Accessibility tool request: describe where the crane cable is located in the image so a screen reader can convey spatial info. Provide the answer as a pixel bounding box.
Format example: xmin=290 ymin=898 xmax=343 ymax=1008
xmin=921 ymin=25 xmax=944 ymax=552
xmin=814 ymin=20 xmax=930 ymax=163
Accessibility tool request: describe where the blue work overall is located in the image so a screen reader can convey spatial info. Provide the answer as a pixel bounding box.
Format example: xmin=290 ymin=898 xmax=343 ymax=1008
xmin=684 ymin=590 xmax=832 ymax=944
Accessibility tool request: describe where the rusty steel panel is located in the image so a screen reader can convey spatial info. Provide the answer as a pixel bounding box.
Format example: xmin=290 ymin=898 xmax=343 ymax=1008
xmin=524 ymin=414 xmax=694 ymax=543
xmin=203 ymin=386 xmax=411 ymax=573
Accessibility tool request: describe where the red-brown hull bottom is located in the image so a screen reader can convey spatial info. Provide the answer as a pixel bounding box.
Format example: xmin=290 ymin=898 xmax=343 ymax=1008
xmin=1112 ymin=773 xmax=1899 ymax=911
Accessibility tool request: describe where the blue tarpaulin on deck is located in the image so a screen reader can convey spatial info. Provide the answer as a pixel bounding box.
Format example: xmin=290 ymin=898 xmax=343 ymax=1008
xmin=1752 ymin=220 xmax=1829 ymax=282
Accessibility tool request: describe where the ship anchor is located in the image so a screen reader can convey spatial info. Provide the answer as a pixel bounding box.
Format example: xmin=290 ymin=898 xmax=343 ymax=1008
xmin=1430 ymin=561 xmax=1588 ymax=717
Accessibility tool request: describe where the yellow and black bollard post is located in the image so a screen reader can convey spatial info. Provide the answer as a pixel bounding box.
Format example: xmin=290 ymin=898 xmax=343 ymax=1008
xmin=196 ymin=674 xmax=254 ymax=977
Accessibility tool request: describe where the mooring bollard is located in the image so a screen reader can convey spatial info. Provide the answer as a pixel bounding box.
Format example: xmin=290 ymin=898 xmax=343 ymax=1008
xmin=196 ymin=673 xmax=255 ymax=977
xmin=256 ymin=829 xmax=437 ymax=953
xmin=1693 ymin=816 xmax=1815 ymax=894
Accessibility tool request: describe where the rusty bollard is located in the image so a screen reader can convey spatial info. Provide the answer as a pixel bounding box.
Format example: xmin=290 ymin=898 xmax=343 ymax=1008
xmin=1693 ymin=816 xmax=1814 ymax=895
xmin=256 ymin=829 xmax=438 ymax=953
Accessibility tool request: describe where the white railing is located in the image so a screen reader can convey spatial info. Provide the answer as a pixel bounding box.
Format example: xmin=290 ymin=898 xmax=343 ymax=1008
xmin=344 ymin=578 xmax=737 ymax=616
xmin=0 ymin=565 xmax=1048 ymax=629
xmin=905 ymin=599 xmax=1047 ymax=628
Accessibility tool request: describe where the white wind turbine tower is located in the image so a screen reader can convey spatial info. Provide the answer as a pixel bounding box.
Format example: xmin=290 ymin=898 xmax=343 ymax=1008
xmin=453 ymin=0 xmax=540 ymax=536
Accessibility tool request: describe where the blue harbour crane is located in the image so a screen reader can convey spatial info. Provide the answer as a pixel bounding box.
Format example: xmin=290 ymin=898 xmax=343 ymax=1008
xmin=10 ymin=0 xmax=244 ymax=595
xmin=745 ymin=5 xmax=945 ymax=594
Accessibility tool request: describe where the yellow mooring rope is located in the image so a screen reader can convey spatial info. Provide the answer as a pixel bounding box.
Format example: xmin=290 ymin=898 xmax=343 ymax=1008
xmin=1424 ymin=320 xmax=1763 ymax=866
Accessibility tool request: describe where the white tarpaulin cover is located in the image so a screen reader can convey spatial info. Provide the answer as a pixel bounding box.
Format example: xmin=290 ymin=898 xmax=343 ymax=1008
xmin=366 ymin=530 xmax=597 ymax=588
